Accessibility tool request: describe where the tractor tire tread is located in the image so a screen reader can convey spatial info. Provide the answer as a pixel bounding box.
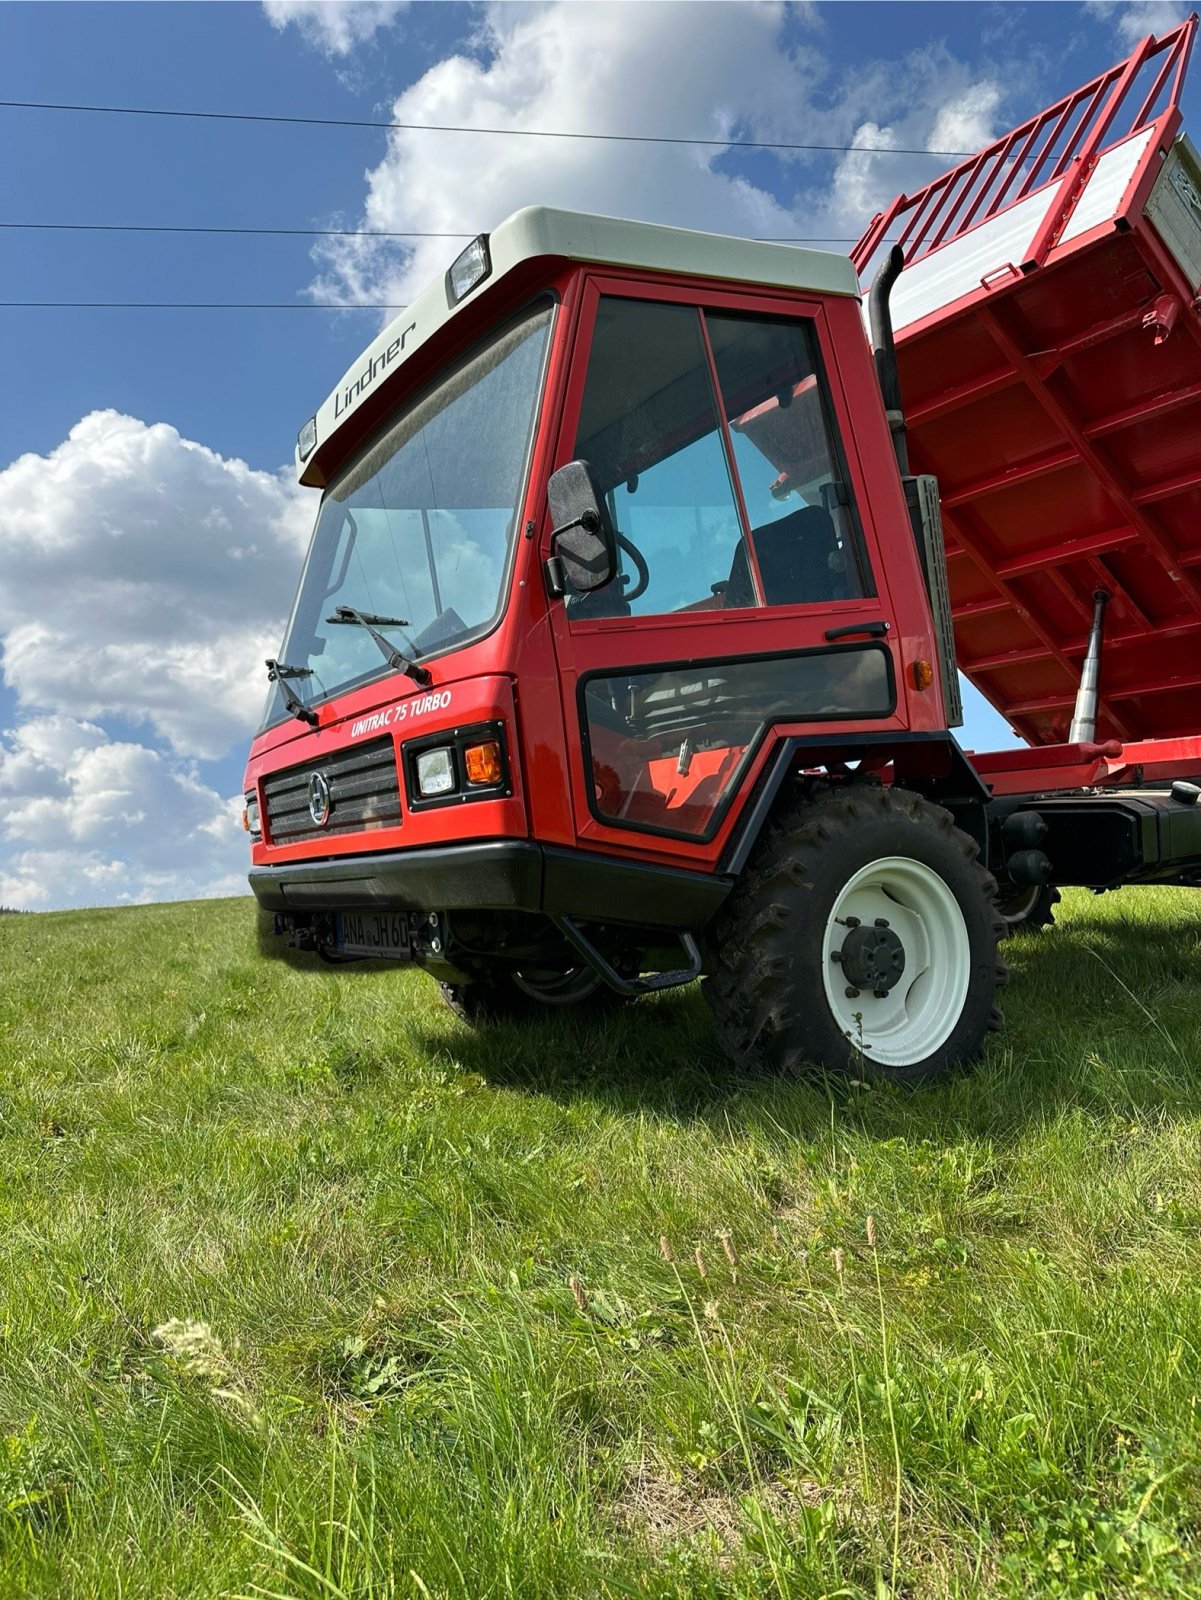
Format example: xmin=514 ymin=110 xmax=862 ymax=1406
xmin=702 ymin=784 xmax=1006 ymax=1083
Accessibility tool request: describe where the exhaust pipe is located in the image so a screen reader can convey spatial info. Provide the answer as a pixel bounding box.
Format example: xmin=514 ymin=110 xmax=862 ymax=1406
xmin=869 ymin=244 xmax=910 ymax=477
xmin=1068 ymin=589 xmax=1109 ymax=744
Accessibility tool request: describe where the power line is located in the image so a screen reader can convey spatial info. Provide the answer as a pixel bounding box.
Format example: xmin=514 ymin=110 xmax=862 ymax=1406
xmin=0 ymin=220 xmax=865 ymax=243
xmin=0 ymin=301 xmax=397 ymax=310
xmin=0 ymin=222 xmax=475 ymax=240
xmin=0 ymin=97 xmax=974 ymax=159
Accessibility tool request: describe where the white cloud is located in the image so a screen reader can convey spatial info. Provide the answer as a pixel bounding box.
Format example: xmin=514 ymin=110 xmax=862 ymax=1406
xmin=0 ymin=411 xmax=314 ymax=761
xmin=263 ymin=0 xmax=407 ymax=56
xmin=306 ymin=2 xmax=1012 ymax=312
xmin=928 ymin=82 xmax=1004 ymax=157
xmin=308 ymin=1 xmax=819 ymax=309
xmin=1083 ymin=1 xmax=1191 ymax=47
xmin=0 ymin=412 xmax=314 ymax=907
xmin=815 ymin=45 xmax=1005 ymax=243
xmin=0 ymin=717 xmax=247 ymax=909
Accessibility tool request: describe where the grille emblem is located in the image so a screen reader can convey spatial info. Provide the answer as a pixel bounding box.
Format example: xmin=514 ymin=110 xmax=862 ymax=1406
xmin=308 ymin=771 xmax=332 ymax=827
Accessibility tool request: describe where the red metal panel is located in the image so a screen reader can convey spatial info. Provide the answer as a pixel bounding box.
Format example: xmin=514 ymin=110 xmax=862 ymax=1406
xmin=852 ymin=16 xmax=1201 ymax=749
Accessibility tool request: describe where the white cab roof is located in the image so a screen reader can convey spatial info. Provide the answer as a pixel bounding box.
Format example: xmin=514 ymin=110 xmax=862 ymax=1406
xmin=298 ymin=205 xmax=861 ymax=485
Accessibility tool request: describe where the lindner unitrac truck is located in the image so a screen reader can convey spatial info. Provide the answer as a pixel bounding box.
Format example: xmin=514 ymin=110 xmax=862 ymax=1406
xmin=244 ymin=16 xmax=1201 ymax=1084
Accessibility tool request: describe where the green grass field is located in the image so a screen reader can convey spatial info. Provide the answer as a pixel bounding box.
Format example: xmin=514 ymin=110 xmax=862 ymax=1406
xmin=2 ymin=888 xmax=1200 ymax=1599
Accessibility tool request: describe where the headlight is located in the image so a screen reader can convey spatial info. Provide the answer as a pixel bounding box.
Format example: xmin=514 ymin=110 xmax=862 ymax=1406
xmin=243 ymin=794 xmax=262 ymax=838
xmin=415 ymin=747 xmax=456 ymax=797
xmin=403 ymin=721 xmax=511 ymax=811
xmin=445 ymin=235 xmax=491 ymax=306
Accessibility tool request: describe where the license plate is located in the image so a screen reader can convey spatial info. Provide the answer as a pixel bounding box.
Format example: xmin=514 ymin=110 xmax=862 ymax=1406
xmin=335 ymin=911 xmax=413 ymax=959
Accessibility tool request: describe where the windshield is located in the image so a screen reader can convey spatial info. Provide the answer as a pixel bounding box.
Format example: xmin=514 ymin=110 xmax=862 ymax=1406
xmin=263 ymin=301 xmax=554 ymax=728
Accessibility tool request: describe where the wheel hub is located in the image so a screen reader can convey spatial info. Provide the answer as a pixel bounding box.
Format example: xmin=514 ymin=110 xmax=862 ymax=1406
xmin=838 ymin=920 xmax=906 ymax=995
xmin=821 ymin=855 xmax=972 ymax=1068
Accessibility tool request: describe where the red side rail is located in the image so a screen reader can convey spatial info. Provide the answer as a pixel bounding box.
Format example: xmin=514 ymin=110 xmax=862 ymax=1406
xmin=971 ymin=735 xmax=1201 ymax=796
xmin=853 ymin=16 xmax=1196 ymax=279
xmin=851 ymin=17 xmax=1201 ymax=751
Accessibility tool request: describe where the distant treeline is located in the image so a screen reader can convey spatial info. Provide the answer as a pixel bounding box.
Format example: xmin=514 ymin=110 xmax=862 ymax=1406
xmin=0 ymin=907 xmax=31 ymax=915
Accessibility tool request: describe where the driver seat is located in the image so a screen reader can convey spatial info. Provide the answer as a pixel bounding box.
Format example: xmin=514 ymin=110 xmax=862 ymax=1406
xmin=724 ymin=506 xmax=851 ymax=608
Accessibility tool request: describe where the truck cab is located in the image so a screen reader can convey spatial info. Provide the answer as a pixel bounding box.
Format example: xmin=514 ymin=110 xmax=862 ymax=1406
xmin=244 ymin=207 xmax=999 ymax=1083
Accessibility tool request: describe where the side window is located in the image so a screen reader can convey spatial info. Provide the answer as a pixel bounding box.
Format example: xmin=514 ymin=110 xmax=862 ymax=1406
xmin=705 ymin=311 xmax=873 ymax=606
xmin=582 ymin=648 xmax=894 ymax=838
xmin=569 ymin=298 xmax=750 ymax=620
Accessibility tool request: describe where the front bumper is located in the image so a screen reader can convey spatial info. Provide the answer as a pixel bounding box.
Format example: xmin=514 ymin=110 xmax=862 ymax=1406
xmin=248 ymin=840 xmax=731 ymax=932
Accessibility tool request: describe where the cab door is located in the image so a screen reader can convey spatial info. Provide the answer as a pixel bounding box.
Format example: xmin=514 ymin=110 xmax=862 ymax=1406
xmin=546 ymin=273 xmax=908 ymax=865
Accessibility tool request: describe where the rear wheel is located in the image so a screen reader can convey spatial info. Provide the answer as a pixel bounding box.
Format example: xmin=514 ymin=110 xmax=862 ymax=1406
xmin=704 ymin=785 xmax=1006 ymax=1085
xmin=439 ymin=965 xmax=612 ymax=1023
xmin=996 ymin=883 xmax=1060 ymax=934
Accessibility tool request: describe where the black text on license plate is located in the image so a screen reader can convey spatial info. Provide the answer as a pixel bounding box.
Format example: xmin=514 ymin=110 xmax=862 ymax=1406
xmin=336 ymin=911 xmax=412 ymax=959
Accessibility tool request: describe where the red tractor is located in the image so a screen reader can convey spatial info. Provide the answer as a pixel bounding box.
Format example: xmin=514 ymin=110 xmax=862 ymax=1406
xmin=245 ymin=17 xmax=1201 ymax=1084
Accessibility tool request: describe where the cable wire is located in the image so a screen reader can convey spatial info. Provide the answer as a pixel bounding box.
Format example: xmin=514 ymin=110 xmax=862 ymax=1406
xmin=0 ymin=301 xmax=399 ymax=310
xmin=0 ymin=222 xmax=473 ymax=239
xmin=0 ymin=97 xmax=975 ymax=158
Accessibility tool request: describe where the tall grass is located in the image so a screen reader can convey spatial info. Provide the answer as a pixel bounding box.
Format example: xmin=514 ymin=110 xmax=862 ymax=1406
xmin=1 ymin=888 xmax=1200 ymax=1596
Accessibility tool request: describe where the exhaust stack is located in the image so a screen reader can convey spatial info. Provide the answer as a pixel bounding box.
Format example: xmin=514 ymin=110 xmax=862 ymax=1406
xmin=1068 ymin=589 xmax=1110 ymax=744
xmin=868 ymin=244 xmax=910 ymax=477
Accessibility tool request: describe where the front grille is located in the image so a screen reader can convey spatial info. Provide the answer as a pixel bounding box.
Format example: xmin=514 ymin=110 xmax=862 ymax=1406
xmin=262 ymin=736 xmax=402 ymax=845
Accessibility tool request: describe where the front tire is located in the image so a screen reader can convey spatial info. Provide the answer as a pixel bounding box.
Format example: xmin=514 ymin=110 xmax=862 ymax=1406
xmin=704 ymin=785 xmax=1006 ymax=1085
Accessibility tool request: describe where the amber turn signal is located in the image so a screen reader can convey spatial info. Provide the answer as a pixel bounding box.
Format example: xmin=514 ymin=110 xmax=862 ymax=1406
xmin=464 ymin=740 xmax=503 ymax=785
xmin=911 ymin=659 xmax=935 ymax=691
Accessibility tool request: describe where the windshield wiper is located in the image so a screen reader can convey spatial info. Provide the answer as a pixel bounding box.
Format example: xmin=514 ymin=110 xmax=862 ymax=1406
xmin=265 ymin=659 xmax=319 ymax=727
xmin=325 ymin=605 xmax=432 ymax=686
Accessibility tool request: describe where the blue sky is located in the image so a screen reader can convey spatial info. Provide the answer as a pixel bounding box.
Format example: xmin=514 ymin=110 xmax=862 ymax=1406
xmin=0 ymin=0 xmax=1194 ymax=907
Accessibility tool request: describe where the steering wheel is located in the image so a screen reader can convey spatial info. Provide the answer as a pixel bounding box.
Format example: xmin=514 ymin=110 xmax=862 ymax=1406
xmin=617 ymin=532 xmax=650 ymax=602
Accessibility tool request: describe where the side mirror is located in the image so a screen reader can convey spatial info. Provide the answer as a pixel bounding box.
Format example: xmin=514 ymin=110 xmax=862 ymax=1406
xmin=545 ymin=459 xmax=617 ymax=596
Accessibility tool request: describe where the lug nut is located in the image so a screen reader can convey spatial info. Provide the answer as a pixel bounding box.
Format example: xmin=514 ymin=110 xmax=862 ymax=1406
xmin=873 ymin=988 xmax=888 ymax=999
xmin=845 ymin=986 xmax=860 ymax=999
xmin=831 ymin=949 xmax=843 ymax=963
xmin=874 ymin=917 xmax=890 ymax=929
xmin=845 ymin=915 xmax=860 ymax=928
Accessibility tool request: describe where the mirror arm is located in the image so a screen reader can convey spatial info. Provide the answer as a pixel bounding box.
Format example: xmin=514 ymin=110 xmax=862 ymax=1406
xmin=544 ymin=510 xmax=602 ymax=599
xmin=550 ymin=510 xmax=602 ymax=541
xmin=545 ymin=553 xmax=567 ymax=597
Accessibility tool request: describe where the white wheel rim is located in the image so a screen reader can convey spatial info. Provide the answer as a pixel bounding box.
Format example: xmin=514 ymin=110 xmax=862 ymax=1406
xmin=998 ymin=885 xmax=1040 ymax=926
xmin=512 ymin=967 xmax=602 ymax=1006
xmin=821 ymin=855 xmax=971 ymax=1069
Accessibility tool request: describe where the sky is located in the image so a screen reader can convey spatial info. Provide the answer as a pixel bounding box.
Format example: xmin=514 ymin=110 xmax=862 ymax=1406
xmin=0 ymin=0 xmax=1195 ymax=909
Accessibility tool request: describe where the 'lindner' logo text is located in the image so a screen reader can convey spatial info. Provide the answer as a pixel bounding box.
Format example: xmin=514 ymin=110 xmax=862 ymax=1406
xmin=333 ymin=321 xmax=417 ymax=419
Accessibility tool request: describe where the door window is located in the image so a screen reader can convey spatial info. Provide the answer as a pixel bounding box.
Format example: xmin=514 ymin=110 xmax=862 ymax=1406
xmin=707 ymin=310 xmax=873 ymax=607
xmin=566 ymin=296 xmax=873 ymax=625
xmin=582 ymin=647 xmax=894 ymax=838
xmin=568 ymin=298 xmax=750 ymax=620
